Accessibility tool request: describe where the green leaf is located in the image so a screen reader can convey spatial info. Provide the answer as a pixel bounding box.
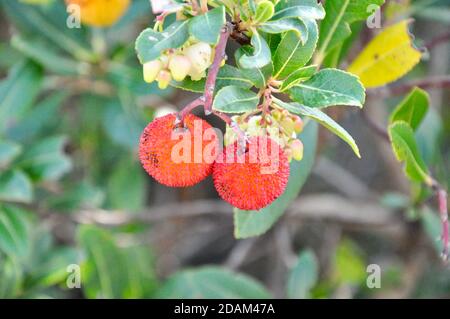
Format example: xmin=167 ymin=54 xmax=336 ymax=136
xmin=213 ymin=86 xmax=259 ymax=113
xmin=279 ymin=65 xmax=317 ymax=92
xmin=7 ymin=92 xmax=67 ymax=142
xmin=316 ymin=0 xmax=385 ymax=62
xmin=0 ymin=60 xmax=43 ymax=133
xmin=78 ymin=225 xmax=129 ymax=299
xmin=135 ymin=20 xmax=190 ymax=63
xmin=18 ymin=136 xmax=72 ymax=182
xmin=78 ymin=225 xmax=157 ymax=298
xmin=189 ymin=6 xmax=226 ymax=44
xmin=273 ymin=18 xmax=318 ymax=79
xmin=107 ymin=158 xmax=146 ymax=212
xmin=0 ymin=205 xmax=30 ymax=257
xmin=287 ymin=249 xmax=319 ymax=299
xmin=289 ymin=68 xmax=366 ymax=108
xmin=122 ymin=246 xmax=158 ymax=298
xmin=389 ymin=87 xmax=429 ymax=131
xmin=260 ymin=18 xmax=308 ymax=44
xmin=388 ymin=121 xmax=432 ymax=184
xmin=273 ymin=0 xmax=325 ymax=21
xmin=335 ymin=239 xmax=366 ymax=285
xmin=103 ymin=100 xmax=144 ymax=150
xmin=416 ymin=109 xmax=443 ymax=166
xmin=0 ymin=256 xmax=23 ymax=298
xmin=2 ymin=0 xmax=94 ymax=61
xmin=237 ymin=30 xmax=271 ymax=69
xmin=48 ymin=181 xmax=104 ymax=212
xmin=234 ymin=122 xmax=318 ymax=239
xmin=27 ymin=247 xmax=79 ymax=287
xmin=274 ymin=98 xmax=361 ymax=158
xmin=11 ymin=35 xmax=86 ymax=76
xmin=254 ymin=0 xmax=275 ymax=23
xmin=0 ymin=141 xmax=22 ymax=169
xmin=421 ymin=207 xmax=443 ymax=256
xmin=240 ymin=62 xmax=274 ymax=89
xmin=0 ymin=170 xmax=33 ymax=204
xmin=157 ymin=267 xmax=271 ymax=298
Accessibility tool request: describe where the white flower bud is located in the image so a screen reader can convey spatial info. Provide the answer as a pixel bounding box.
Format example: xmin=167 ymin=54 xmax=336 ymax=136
xmin=184 ymin=42 xmax=213 ymax=73
xmin=156 ymin=70 xmax=172 ymax=90
xmin=169 ymin=55 xmax=192 ymax=82
xmin=143 ymin=60 xmax=163 ymax=83
xmin=291 ymin=139 xmax=304 ymax=161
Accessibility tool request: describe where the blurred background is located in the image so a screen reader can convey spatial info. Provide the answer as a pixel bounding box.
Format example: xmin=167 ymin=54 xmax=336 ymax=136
xmin=0 ymin=0 xmax=449 ymax=299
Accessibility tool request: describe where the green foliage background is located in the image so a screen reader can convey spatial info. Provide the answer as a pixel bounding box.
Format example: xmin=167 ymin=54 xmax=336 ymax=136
xmin=0 ymin=0 xmax=449 ymax=299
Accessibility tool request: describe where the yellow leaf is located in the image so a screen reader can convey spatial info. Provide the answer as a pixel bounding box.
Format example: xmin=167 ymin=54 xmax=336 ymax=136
xmin=66 ymin=0 xmax=130 ymax=27
xmin=348 ymin=20 xmax=422 ymax=88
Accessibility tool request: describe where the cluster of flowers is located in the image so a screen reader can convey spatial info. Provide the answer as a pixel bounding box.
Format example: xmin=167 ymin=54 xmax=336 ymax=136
xmin=143 ymin=41 xmax=214 ymax=89
xmin=226 ymin=109 xmax=305 ymax=163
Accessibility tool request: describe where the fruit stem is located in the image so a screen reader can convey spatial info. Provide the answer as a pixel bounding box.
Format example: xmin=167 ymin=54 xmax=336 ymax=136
xmin=213 ymin=110 xmax=248 ymax=144
xmin=177 ymin=97 xmax=205 ymax=122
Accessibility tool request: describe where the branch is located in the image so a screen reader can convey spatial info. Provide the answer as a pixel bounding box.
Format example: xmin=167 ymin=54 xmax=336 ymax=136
xmin=360 ymin=107 xmax=390 ymax=142
xmin=432 ymin=182 xmax=449 ymax=261
xmin=425 ymin=31 xmax=450 ymax=51
xmin=204 ymin=24 xmax=232 ymax=114
xmin=367 ymin=75 xmax=450 ymax=98
xmin=75 ymin=194 xmax=399 ymax=229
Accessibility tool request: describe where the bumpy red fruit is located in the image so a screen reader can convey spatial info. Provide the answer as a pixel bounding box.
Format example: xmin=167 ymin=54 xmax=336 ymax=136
xmin=139 ymin=113 xmax=217 ymax=187
xmin=212 ymin=136 xmax=290 ymax=210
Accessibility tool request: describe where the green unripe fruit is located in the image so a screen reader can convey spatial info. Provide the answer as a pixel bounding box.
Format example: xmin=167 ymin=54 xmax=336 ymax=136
xmin=254 ymin=0 xmax=275 ymax=23
xmin=143 ymin=60 xmax=163 ymax=83
xmin=169 ymin=55 xmax=192 ymax=82
xmin=156 ymin=70 xmax=172 ymax=90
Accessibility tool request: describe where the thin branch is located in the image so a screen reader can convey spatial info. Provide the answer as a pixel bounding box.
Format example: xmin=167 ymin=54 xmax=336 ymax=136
xmin=432 ymin=181 xmax=449 ymax=261
xmin=75 ymin=194 xmax=398 ymax=229
xmin=360 ymin=107 xmax=390 ymax=142
xmin=190 ymin=0 xmax=200 ymax=14
xmin=367 ymin=75 xmax=450 ymax=98
xmin=200 ymin=0 xmax=208 ymax=13
xmin=225 ymin=238 xmax=259 ymax=270
xmin=177 ymin=97 xmax=204 ymax=121
xmin=204 ymin=24 xmax=232 ymax=114
xmin=425 ymin=31 xmax=450 ymax=51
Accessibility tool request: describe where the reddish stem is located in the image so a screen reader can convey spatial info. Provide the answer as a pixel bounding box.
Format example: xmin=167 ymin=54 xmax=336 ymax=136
xmin=204 ymin=24 xmax=232 ymax=115
xmin=177 ymin=97 xmax=204 ymax=122
xmin=437 ymin=188 xmax=449 ymax=261
xmin=213 ymin=110 xmax=248 ymax=143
